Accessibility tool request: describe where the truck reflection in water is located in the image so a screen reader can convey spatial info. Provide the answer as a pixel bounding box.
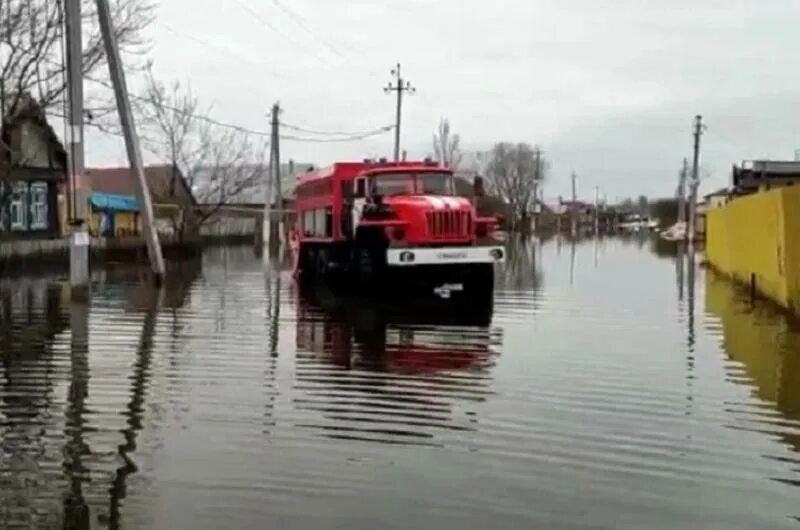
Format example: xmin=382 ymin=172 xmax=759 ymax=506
xmin=293 ymin=284 xmax=503 ymax=446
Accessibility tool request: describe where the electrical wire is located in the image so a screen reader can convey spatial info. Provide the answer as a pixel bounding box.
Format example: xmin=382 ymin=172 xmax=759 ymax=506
xmin=84 ymin=76 xmax=392 ymax=143
xmin=157 ymin=22 xmax=288 ymax=80
xmin=270 ymin=0 xmax=346 ymax=59
xmin=279 ymin=121 xmax=394 ymax=137
xmin=280 ymin=125 xmax=394 ymax=143
xmin=232 ymin=0 xmax=335 ymax=68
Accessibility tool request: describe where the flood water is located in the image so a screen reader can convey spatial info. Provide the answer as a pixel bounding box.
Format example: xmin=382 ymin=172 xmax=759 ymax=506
xmin=1 ymin=236 xmax=799 ymax=529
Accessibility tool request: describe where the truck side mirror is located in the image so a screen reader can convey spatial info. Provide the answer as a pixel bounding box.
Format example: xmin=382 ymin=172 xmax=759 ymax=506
xmin=473 ymin=176 xmax=485 ymax=197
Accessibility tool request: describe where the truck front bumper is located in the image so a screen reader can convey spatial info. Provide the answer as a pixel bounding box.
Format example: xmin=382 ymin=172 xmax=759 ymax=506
xmin=386 ymin=246 xmax=505 ymax=266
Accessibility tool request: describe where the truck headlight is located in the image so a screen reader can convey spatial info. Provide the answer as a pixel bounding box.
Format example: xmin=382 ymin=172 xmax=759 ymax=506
xmin=400 ymin=251 xmax=415 ymax=263
xmin=490 ymin=248 xmax=504 ymax=260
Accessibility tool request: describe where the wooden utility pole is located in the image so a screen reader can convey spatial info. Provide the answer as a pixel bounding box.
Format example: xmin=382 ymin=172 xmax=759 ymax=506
xmin=65 ymin=0 xmax=89 ymax=289
xmin=688 ymin=115 xmax=703 ymax=247
xmin=384 ymin=63 xmax=415 ymax=162
xmin=96 ymin=0 xmax=165 ymax=282
xmin=267 ymin=102 xmax=282 ymax=255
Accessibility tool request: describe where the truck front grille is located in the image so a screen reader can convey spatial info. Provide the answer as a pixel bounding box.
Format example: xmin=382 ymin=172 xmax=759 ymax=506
xmin=426 ymin=211 xmax=470 ymax=239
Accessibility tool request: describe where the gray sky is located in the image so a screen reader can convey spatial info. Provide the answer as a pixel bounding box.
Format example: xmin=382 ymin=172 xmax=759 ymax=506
xmin=86 ymin=0 xmax=800 ymax=203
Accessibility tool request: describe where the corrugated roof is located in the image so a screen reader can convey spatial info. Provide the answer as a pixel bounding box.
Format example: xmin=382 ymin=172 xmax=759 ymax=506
xmin=89 ymin=192 xmax=139 ymax=212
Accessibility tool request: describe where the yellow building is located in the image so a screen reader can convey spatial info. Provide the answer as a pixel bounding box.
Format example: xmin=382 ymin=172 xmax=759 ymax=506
xmin=705 ymin=185 xmax=800 ymax=313
xmin=87 ymin=192 xmax=140 ymax=238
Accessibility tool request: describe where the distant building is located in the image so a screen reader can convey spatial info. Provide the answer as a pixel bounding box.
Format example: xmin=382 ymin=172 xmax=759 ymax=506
xmin=0 ymin=94 xmax=67 ymax=239
xmin=84 ymin=165 xmax=197 ymax=238
xmin=732 ymin=160 xmax=800 ymax=194
xmin=704 ymin=187 xmax=731 ymax=209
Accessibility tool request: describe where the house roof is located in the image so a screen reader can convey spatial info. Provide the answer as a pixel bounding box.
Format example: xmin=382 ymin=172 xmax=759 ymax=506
xmin=704 ymin=187 xmax=730 ymax=199
xmin=1 ymin=92 xmax=67 ymax=172
xmin=85 ymin=164 xmax=197 ymax=206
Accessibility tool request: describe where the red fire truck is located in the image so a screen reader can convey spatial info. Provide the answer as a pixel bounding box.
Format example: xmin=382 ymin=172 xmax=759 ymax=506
xmin=290 ymin=159 xmax=504 ymax=296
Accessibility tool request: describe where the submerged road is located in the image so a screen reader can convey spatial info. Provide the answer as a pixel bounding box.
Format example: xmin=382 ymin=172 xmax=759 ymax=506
xmin=0 ymin=236 xmax=798 ymax=528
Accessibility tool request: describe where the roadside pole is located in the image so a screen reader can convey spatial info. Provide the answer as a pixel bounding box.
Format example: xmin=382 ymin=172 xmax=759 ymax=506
xmin=268 ymin=102 xmax=282 ymax=256
xmin=95 ymin=0 xmax=165 ymax=283
xmin=677 ymin=157 xmax=688 ymax=232
xmin=65 ymin=0 xmax=89 ymax=291
xmin=688 ymin=115 xmax=703 ymax=248
xmin=384 ymin=64 xmax=415 ymax=162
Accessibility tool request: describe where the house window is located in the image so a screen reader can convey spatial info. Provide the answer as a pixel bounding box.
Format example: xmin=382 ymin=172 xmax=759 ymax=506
xmin=29 ymin=182 xmax=48 ymax=230
xmin=10 ymin=182 xmax=28 ymax=231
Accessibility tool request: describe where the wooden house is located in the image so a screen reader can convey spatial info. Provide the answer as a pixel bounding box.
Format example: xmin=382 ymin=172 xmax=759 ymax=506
xmin=0 ymin=94 xmax=67 ymax=239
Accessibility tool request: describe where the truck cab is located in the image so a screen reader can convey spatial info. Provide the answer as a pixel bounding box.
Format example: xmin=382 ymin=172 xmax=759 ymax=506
xmin=294 ymin=160 xmax=503 ymax=298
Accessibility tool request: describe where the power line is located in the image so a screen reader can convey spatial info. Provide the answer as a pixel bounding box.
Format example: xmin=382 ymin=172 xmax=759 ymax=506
xmin=279 ymin=120 xmax=394 ymax=137
xmin=270 ymin=0 xmax=346 ymax=59
xmin=280 ymin=126 xmax=394 ymax=143
xmin=84 ymin=75 xmax=392 ymax=143
xmin=157 ymin=22 xmax=288 ymax=80
xmin=232 ymin=0 xmax=334 ymax=67
xmin=83 ymin=74 xmax=273 ymax=137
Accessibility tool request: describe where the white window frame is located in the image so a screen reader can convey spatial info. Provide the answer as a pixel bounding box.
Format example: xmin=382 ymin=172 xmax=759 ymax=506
xmin=29 ymin=182 xmax=48 ymax=230
xmin=10 ymin=182 xmax=28 ymax=231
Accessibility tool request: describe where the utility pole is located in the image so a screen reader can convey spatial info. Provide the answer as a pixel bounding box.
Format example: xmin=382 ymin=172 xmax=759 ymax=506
xmin=65 ymin=0 xmax=89 ymax=290
xmin=688 ymin=115 xmax=703 ymax=247
xmin=267 ymin=102 xmax=282 ymax=255
xmin=533 ymin=147 xmax=542 ymax=232
xmin=593 ymin=185 xmax=600 ymax=234
xmin=570 ymin=171 xmax=578 ymax=236
xmin=96 ymin=0 xmax=165 ymax=282
xmin=677 ymin=157 xmax=688 ymax=231
xmin=384 ymin=63 xmax=415 ymax=162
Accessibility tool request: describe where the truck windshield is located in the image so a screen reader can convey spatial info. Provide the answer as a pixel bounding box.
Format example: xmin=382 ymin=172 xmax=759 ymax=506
xmin=369 ymin=172 xmax=454 ymax=196
xmin=417 ymin=172 xmax=454 ymax=195
xmin=371 ymin=174 xmax=414 ymax=196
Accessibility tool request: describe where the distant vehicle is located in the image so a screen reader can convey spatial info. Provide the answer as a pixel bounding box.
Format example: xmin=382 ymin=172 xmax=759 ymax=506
xmin=290 ymin=159 xmax=504 ymax=298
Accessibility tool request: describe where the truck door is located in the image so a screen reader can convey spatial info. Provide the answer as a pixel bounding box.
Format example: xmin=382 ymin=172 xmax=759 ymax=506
xmin=351 ymin=177 xmax=367 ymax=235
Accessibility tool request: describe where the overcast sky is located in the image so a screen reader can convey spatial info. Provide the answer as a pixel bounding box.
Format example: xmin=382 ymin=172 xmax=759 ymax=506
xmin=86 ymin=0 xmax=800 ymax=203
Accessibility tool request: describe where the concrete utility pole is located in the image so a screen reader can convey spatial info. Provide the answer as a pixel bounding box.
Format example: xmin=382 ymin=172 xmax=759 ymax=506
xmin=570 ymin=171 xmax=578 ymax=236
xmin=384 ymin=63 xmax=415 ymax=162
xmin=688 ymin=115 xmax=703 ymax=247
xmin=267 ymin=102 xmax=282 ymax=255
xmin=593 ymin=185 xmax=600 ymax=234
xmin=65 ymin=0 xmax=89 ymax=290
xmin=677 ymin=157 xmax=688 ymax=230
xmin=533 ymin=147 xmax=542 ymax=232
xmin=95 ymin=0 xmax=165 ymax=282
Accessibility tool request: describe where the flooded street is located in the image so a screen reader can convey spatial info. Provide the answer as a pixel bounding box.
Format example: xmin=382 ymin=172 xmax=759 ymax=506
xmin=1 ymin=237 xmax=799 ymax=529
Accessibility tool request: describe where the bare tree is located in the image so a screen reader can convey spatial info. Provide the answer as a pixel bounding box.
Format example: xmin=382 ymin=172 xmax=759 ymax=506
xmin=0 ymin=0 xmax=154 ymax=205
xmin=484 ymin=142 xmax=547 ymax=231
xmin=432 ymin=118 xmax=462 ymax=169
xmin=136 ymin=68 xmax=269 ymax=239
